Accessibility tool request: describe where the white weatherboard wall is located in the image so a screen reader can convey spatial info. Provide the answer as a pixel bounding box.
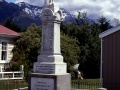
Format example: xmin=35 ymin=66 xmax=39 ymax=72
xmin=7 ymin=42 xmax=14 ymax=61
xmin=0 ymin=40 xmax=15 ymax=67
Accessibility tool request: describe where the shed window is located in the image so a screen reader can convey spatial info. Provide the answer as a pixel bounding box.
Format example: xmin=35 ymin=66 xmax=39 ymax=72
xmin=1 ymin=42 xmax=7 ymax=60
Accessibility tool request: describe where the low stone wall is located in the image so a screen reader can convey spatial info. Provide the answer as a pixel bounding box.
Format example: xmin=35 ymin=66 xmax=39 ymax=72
xmin=18 ymin=87 xmax=28 ymax=90
xmin=13 ymin=87 xmax=28 ymax=90
xmin=71 ymin=88 xmax=89 ymax=90
xmin=14 ymin=87 xmax=107 ymax=90
xmin=98 ymin=88 xmax=107 ymax=90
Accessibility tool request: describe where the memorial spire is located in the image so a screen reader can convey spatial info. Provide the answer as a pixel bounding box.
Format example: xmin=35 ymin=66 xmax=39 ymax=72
xmin=44 ymin=0 xmax=47 ymax=5
xmin=29 ymin=0 xmax=71 ymax=89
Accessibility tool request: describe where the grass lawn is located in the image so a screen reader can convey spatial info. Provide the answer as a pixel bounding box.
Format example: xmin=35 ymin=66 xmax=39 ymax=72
xmin=0 ymin=80 xmax=28 ymax=90
xmin=72 ymin=79 xmax=100 ymax=90
xmin=0 ymin=79 xmax=100 ymax=90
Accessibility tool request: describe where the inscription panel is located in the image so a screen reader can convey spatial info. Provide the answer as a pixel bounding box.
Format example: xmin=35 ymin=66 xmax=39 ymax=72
xmin=34 ymin=64 xmax=55 ymax=74
xmin=42 ymin=23 xmax=53 ymax=52
xmin=31 ymin=78 xmax=54 ymax=90
xmin=42 ymin=9 xmax=53 ymax=20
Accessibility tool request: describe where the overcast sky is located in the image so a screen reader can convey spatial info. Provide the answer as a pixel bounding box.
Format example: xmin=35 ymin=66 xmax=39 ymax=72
xmin=6 ymin=0 xmax=120 ymax=22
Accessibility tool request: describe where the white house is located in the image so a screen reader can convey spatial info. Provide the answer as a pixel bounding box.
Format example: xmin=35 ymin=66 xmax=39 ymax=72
xmin=0 ymin=25 xmax=19 ymax=68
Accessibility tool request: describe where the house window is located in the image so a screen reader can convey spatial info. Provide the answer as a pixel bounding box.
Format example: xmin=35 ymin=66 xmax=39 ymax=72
xmin=1 ymin=42 xmax=7 ymax=60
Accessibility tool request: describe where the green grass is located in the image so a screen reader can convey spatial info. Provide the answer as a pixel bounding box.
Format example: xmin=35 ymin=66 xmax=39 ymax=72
xmin=0 ymin=79 xmax=100 ymax=90
xmin=0 ymin=80 xmax=28 ymax=90
xmin=72 ymin=79 xmax=100 ymax=90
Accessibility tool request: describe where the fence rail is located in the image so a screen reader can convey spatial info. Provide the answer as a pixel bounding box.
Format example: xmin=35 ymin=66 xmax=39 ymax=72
xmin=0 ymin=65 xmax=24 ymax=80
xmin=72 ymin=79 xmax=100 ymax=90
xmin=0 ymin=71 xmax=24 ymax=80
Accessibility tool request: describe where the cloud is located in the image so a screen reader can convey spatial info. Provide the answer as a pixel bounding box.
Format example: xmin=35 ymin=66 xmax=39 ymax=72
xmin=15 ymin=0 xmax=120 ymax=20
xmin=15 ymin=0 xmax=44 ymax=6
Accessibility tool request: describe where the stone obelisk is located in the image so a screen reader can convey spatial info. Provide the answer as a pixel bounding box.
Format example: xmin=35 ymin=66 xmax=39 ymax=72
xmin=29 ymin=0 xmax=71 ymax=90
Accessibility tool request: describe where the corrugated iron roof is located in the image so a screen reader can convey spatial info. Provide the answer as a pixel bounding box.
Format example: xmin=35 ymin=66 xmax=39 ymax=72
xmin=0 ymin=25 xmax=19 ymax=36
xmin=99 ymin=25 xmax=120 ymax=38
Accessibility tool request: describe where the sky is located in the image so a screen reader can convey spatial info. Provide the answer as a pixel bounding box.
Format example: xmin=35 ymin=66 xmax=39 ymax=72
xmin=6 ymin=0 xmax=120 ymax=22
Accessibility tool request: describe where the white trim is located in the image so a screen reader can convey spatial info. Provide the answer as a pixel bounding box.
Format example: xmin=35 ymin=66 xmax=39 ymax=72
xmin=0 ymin=66 xmax=3 ymax=72
xmin=99 ymin=25 xmax=120 ymax=38
xmin=0 ymin=71 xmax=24 ymax=80
xmin=100 ymin=38 xmax=103 ymax=88
xmin=0 ymin=40 xmax=8 ymax=62
xmin=0 ymin=60 xmax=6 ymax=63
xmin=0 ymin=65 xmax=24 ymax=80
xmin=6 ymin=41 xmax=8 ymax=62
xmin=0 ymin=34 xmax=19 ymax=38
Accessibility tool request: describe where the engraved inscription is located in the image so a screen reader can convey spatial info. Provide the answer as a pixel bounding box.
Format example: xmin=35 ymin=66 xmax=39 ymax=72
xmin=43 ymin=9 xmax=53 ymax=20
xmin=35 ymin=64 xmax=54 ymax=74
xmin=44 ymin=11 xmax=52 ymax=19
xmin=31 ymin=78 xmax=54 ymax=90
xmin=42 ymin=24 xmax=53 ymax=52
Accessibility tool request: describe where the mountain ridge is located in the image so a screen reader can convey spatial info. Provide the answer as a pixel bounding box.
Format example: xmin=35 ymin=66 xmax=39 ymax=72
xmin=0 ymin=1 xmax=93 ymax=30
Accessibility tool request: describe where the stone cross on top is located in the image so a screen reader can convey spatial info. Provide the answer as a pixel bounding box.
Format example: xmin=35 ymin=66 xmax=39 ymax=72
xmin=44 ymin=0 xmax=54 ymax=5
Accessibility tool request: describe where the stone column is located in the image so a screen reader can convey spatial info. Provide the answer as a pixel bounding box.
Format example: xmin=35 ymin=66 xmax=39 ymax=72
xmin=29 ymin=1 xmax=71 ymax=90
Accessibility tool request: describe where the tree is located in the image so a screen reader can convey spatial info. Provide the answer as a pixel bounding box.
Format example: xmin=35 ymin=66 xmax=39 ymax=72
xmin=11 ymin=24 xmax=80 ymax=79
xmin=76 ymin=11 xmax=89 ymax=26
xmin=78 ymin=23 xmax=101 ymax=78
xmin=61 ymin=12 xmax=102 ymax=78
xmin=4 ymin=19 xmax=21 ymax=32
xmin=11 ymin=24 xmax=42 ymax=79
xmin=61 ymin=33 xmax=80 ymax=79
xmin=97 ymin=16 xmax=112 ymax=32
xmin=61 ymin=22 xmax=78 ymax=38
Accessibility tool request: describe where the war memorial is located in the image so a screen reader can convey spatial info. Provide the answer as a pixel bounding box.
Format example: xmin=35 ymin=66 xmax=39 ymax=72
xmin=29 ymin=0 xmax=71 ymax=90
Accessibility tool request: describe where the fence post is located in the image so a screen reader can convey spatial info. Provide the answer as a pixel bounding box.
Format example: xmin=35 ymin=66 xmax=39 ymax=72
xmin=1 ymin=68 xmax=3 ymax=79
xmin=20 ymin=65 xmax=24 ymax=79
xmin=13 ymin=72 xmax=14 ymax=79
xmin=20 ymin=65 xmax=24 ymax=71
xmin=0 ymin=66 xmax=2 ymax=72
xmin=78 ymin=78 xmax=80 ymax=89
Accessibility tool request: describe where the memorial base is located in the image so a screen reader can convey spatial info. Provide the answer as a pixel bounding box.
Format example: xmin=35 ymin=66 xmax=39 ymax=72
xmin=28 ymin=73 xmax=71 ymax=90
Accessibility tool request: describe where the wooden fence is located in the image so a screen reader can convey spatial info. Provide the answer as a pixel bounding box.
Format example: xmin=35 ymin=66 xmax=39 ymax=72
xmin=0 ymin=65 xmax=24 ymax=80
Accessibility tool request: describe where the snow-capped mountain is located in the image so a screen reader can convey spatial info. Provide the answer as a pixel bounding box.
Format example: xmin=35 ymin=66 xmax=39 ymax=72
xmin=0 ymin=1 xmax=93 ymax=29
xmin=0 ymin=1 xmax=77 ymax=29
xmin=16 ymin=2 xmax=77 ymax=24
xmin=17 ymin=2 xmax=43 ymax=18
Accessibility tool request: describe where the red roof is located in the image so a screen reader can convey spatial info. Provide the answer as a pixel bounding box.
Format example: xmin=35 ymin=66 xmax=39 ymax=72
xmin=0 ymin=25 xmax=19 ymax=36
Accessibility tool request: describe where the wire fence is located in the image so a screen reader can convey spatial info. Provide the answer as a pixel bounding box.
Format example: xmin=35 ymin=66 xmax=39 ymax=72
xmin=72 ymin=80 xmax=120 ymax=90
xmin=2 ymin=79 xmax=120 ymax=90
xmin=72 ymin=79 xmax=100 ymax=90
xmin=1 ymin=79 xmax=99 ymax=90
xmin=0 ymin=79 xmax=100 ymax=90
